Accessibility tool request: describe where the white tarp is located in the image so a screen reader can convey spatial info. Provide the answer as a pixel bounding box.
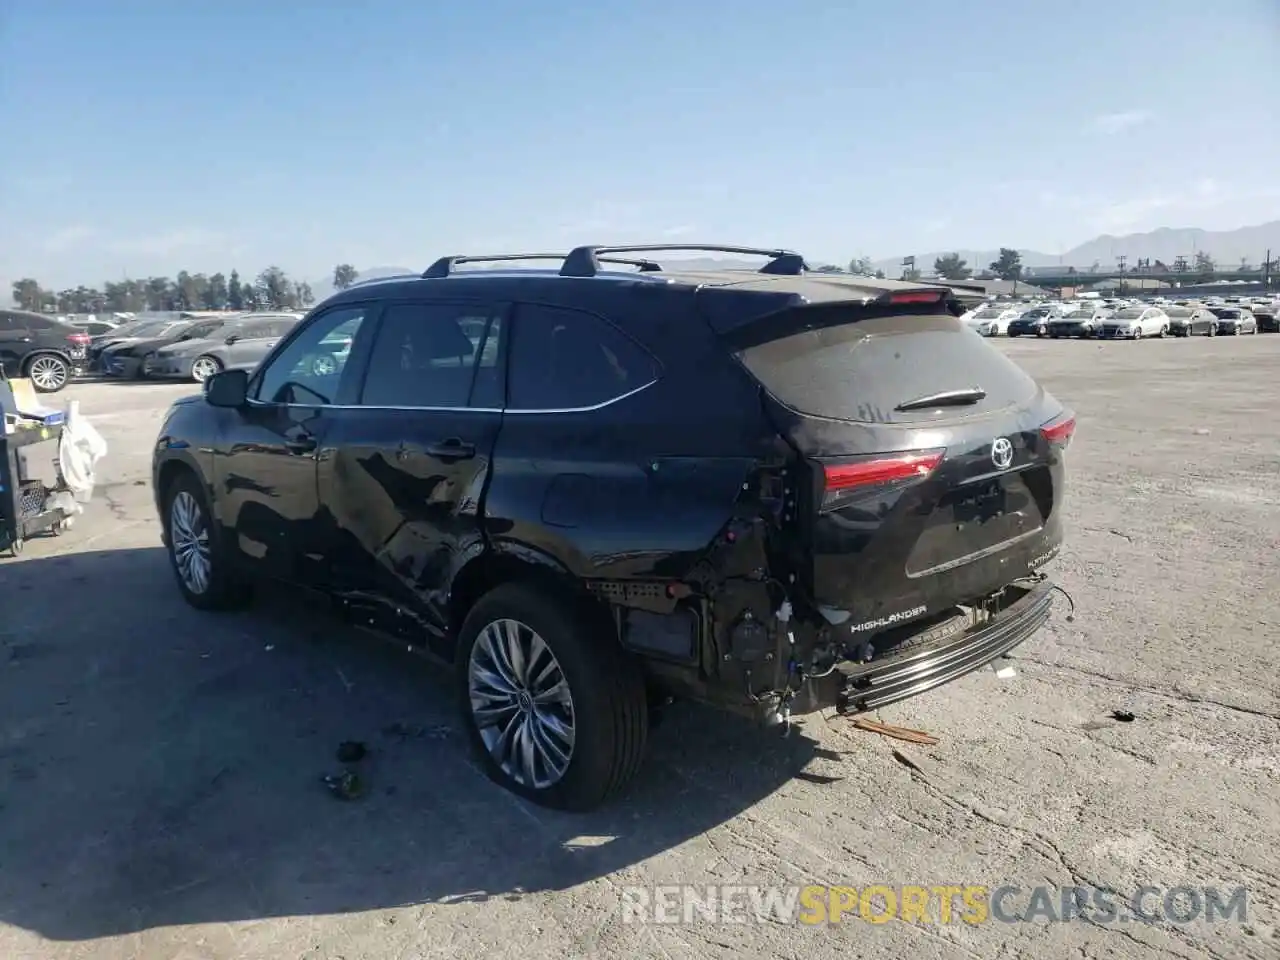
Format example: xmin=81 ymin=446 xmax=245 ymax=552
xmin=58 ymin=401 xmax=108 ymax=505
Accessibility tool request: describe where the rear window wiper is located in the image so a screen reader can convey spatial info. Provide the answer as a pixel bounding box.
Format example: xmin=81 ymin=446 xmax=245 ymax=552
xmin=894 ymin=387 xmax=987 ymax=412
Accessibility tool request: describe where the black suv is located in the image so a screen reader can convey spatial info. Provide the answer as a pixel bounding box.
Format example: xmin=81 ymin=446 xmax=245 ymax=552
xmin=0 ymin=309 xmax=91 ymax=392
xmin=151 ymin=244 xmax=1075 ymax=810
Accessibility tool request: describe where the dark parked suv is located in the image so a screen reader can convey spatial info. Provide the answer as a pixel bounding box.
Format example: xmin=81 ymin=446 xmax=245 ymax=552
xmin=0 ymin=309 xmax=91 ymax=392
xmin=151 ymin=244 xmax=1075 ymax=810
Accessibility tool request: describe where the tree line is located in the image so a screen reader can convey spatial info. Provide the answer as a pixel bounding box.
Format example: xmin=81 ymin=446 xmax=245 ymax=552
xmin=15 ymin=250 xmax=1270 ymax=315
xmin=10 ymin=263 xmax=365 ymax=315
xmin=832 ymin=249 xmax=1270 ymax=284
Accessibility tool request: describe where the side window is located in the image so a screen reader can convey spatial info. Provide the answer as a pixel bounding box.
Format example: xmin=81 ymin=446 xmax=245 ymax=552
xmin=0 ymin=314 xmax=17 ymax=331
xmin=360 ymin=302 xmax=503 ymax=408
xmin=253 ymin=305 xmax=372 ymax=405
xmin=238 ymin=321 xmax=276 ymax=339
xmin=508 ymin=304 xmax=659 ymax=411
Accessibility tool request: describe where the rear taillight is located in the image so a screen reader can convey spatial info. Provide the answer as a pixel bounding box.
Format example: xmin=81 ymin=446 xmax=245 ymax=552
xmin=887 ymin=290 xmax=947 ymax=305
xmin=67 ymin=333 xmax=90 ymax=346
xmin=1040 ymin=413 xmax=1076 ymax=448
xmin=823 ymin=449 xmax=945 ymax=494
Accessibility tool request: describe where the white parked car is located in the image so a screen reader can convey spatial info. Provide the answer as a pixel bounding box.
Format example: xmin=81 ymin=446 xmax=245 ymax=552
xmin=1095 ymin=306 xmax=1171 ymax=340
xmin=962 ymin=303 xmax=1022 ymax=336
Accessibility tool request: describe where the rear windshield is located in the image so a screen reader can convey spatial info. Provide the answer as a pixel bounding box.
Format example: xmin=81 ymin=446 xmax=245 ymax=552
xmin=736 ymin=313 xmax=1039 ymax=424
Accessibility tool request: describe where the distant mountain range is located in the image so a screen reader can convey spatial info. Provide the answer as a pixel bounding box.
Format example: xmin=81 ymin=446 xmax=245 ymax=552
xmin=868 ymin=220 xmax=1280 ymax=277
xmin=307 ymin=221 xmax=1280 ymax=298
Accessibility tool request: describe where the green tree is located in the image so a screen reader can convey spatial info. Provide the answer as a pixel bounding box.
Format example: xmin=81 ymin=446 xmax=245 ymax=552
xmin=204 ymin=272 xmax=229 ymax=310
xmin=227 ymin=270 xmax=244 ymax=310
xmin=847 ymin=256 xmax=875 ymax=276
xmin=902 ymin=268 xmax=922 ymax=281
xmin=933 ymin=253 xmax=972 ymax=280
xmin=175 ymin=271 xmax=208 ymax=311
xmin=145 ymin=277 xmax=172 ymax=311
xmin=256 ymin=266 xmax=290 ymax=309
xmin=874 ymin=269 xmax=886 ymax=279
xmin=12 ymin=279 xmax=44 ymax=311
xmin=333 ymin=263 xmax=359 ymax=290
xmin=989 ymin=248 xmax=1023 ymax=281
xmin=292 ymin=280 xmax=314 ymax=307
xmin=1194 ymin=252 xmax=1215 ymax=278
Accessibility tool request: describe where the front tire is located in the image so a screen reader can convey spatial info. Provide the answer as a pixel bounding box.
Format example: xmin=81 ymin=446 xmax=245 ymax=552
xmin=162 ymin=470 xmax=251 ymax=610
xmin=457 ymin=583 xmax=648 ymax=811
xmin=190 ymin=355 xmax=224 ymax=383
xmin=26 ymin=354 xmax=70 ymax=393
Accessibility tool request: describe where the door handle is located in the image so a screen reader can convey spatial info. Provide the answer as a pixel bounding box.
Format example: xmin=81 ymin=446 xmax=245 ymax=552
xmin=424 ymin=438 xmax=476 ymax=461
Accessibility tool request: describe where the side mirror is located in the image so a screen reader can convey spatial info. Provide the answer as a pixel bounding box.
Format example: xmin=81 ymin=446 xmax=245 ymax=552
xmin=205 ymin=368 xmax=249 ymax=407
xmin=225 ymin=334 xmax=239 ymax=345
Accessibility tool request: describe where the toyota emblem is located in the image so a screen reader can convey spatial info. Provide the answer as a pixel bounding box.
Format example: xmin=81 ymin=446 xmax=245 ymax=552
xmin=990 ymin=437 xmax=1014 ymax=470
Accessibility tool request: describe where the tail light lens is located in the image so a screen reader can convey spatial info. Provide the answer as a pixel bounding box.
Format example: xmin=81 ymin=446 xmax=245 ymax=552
xmin=887 ymin=290 xmax=947 ymax=305
xmin=1040 ymin=413 xmax=1076 ymax=448
xmin=67 ymin=332 xmax=91 ymax=346
xmin=822 ymin=449 xmax=945 ymax=504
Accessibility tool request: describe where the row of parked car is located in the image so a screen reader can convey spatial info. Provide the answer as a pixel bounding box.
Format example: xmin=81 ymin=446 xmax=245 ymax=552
xmin=87 ymin=312 xmax=306 ymax=383
xmin=961 ymin=296 xmax=1280 ymax=340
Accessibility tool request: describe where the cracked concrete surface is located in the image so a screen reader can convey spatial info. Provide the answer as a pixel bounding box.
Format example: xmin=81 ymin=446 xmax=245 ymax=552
xmin=1 ymin=337 xmax=1277 ymax=960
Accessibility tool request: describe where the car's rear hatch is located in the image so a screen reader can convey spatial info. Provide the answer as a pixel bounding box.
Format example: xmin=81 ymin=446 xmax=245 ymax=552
xmin=700 ymin=285 xmax=1073 ymax=628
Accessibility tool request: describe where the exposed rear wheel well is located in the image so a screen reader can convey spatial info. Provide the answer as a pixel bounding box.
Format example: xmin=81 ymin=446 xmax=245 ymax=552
xmin=156 ymin=460 xmax=197 ymax=507
xmin=448 ymin=551 xmax=608 ymax=660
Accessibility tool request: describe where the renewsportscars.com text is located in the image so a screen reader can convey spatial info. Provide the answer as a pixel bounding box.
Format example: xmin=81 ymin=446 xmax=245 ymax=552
xmin=619 ymin=884 xmax=1249 ymax=926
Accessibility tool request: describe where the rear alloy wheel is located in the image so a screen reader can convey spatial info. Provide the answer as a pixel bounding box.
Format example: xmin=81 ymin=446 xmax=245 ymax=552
xmin=27 ymin=354 xmax=70 ymax=393
xmin=190 ymin=355 xmax=223 ymax=383
xmin=1159 ymin=325 xmax=1168 ymax=338
xmin=163 ymin=471 xmax=251 ymax=610
xmin=458 ymin=583 xmax=648 ymax=811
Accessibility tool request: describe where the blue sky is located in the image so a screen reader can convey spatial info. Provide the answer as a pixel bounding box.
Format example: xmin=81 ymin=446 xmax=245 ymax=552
xmin=3 ymin=0 xmax=1278 ymax=287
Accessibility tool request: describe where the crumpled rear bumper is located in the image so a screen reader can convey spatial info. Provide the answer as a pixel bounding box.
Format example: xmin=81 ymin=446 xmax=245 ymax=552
xmin=832 ymin=579 xmax=1054 ymax=715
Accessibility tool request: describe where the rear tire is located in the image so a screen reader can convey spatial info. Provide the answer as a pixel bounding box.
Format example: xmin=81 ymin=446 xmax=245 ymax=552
xmin=457 ymin=583 xmax=648 ymax=811
xmin=162 ymin=470 xmax=252 ymax=611
xmin=25 ymin=354 xmax=71 ymax=393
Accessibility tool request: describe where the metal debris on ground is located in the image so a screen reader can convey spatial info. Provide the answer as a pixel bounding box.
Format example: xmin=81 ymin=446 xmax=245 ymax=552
xmin=848 ymin=717 xmax=940 ymax=745
xmin=321 ymin=770 xmax=366 ymax=801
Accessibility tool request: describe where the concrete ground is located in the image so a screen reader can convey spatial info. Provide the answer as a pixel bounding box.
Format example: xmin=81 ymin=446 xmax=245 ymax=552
xmin=1 ymin=336 xmax=1277 ymax=960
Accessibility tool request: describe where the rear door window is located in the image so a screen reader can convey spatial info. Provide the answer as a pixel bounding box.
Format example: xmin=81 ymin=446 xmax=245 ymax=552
xmin=359 ymin=302 xmax=504 ymax=408
xmin=735 ymin=312 xmax=1039 ymax=425
xmin=508 ymin=303 xmax=659 ymax=410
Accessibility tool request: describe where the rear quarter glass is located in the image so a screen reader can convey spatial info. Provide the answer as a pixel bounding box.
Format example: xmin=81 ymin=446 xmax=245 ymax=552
xmin=735 ymin=312 xmax=1039 ymax=425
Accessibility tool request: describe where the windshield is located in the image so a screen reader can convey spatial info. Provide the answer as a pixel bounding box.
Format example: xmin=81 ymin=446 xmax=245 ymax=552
xmin=1112 ymin=308 xmax=1145 ymax=319
xmin=118 ymin=321 xmax=170 ymax=337
xmin=973 ymin=307 xmax=1003 ymax=318
xmin=1213 ymin=309 xmax=1241 ymax=319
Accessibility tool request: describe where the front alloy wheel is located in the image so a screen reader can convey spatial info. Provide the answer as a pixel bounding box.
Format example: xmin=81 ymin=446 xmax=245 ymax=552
xmin=190 ymin=355 xmax=223 ymax=383
xmin=170 ymin=490 xmax=212 ymax=596
xmin=163 ymin=472 xmax=250 ymax=610
xmin=468 ymin=619 xmax=576 ymax=790
xmin=27 ymin=355 xmax=70 ymax=392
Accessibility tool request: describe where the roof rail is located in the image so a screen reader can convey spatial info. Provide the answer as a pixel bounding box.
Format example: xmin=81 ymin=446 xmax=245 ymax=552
xmin=422 ymin=253 xmax=662 ymax=279
xmin=560 ymin=244 xmax=809 ymax=278
xmin=347 ymin=273 xmax=419 ymax=288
